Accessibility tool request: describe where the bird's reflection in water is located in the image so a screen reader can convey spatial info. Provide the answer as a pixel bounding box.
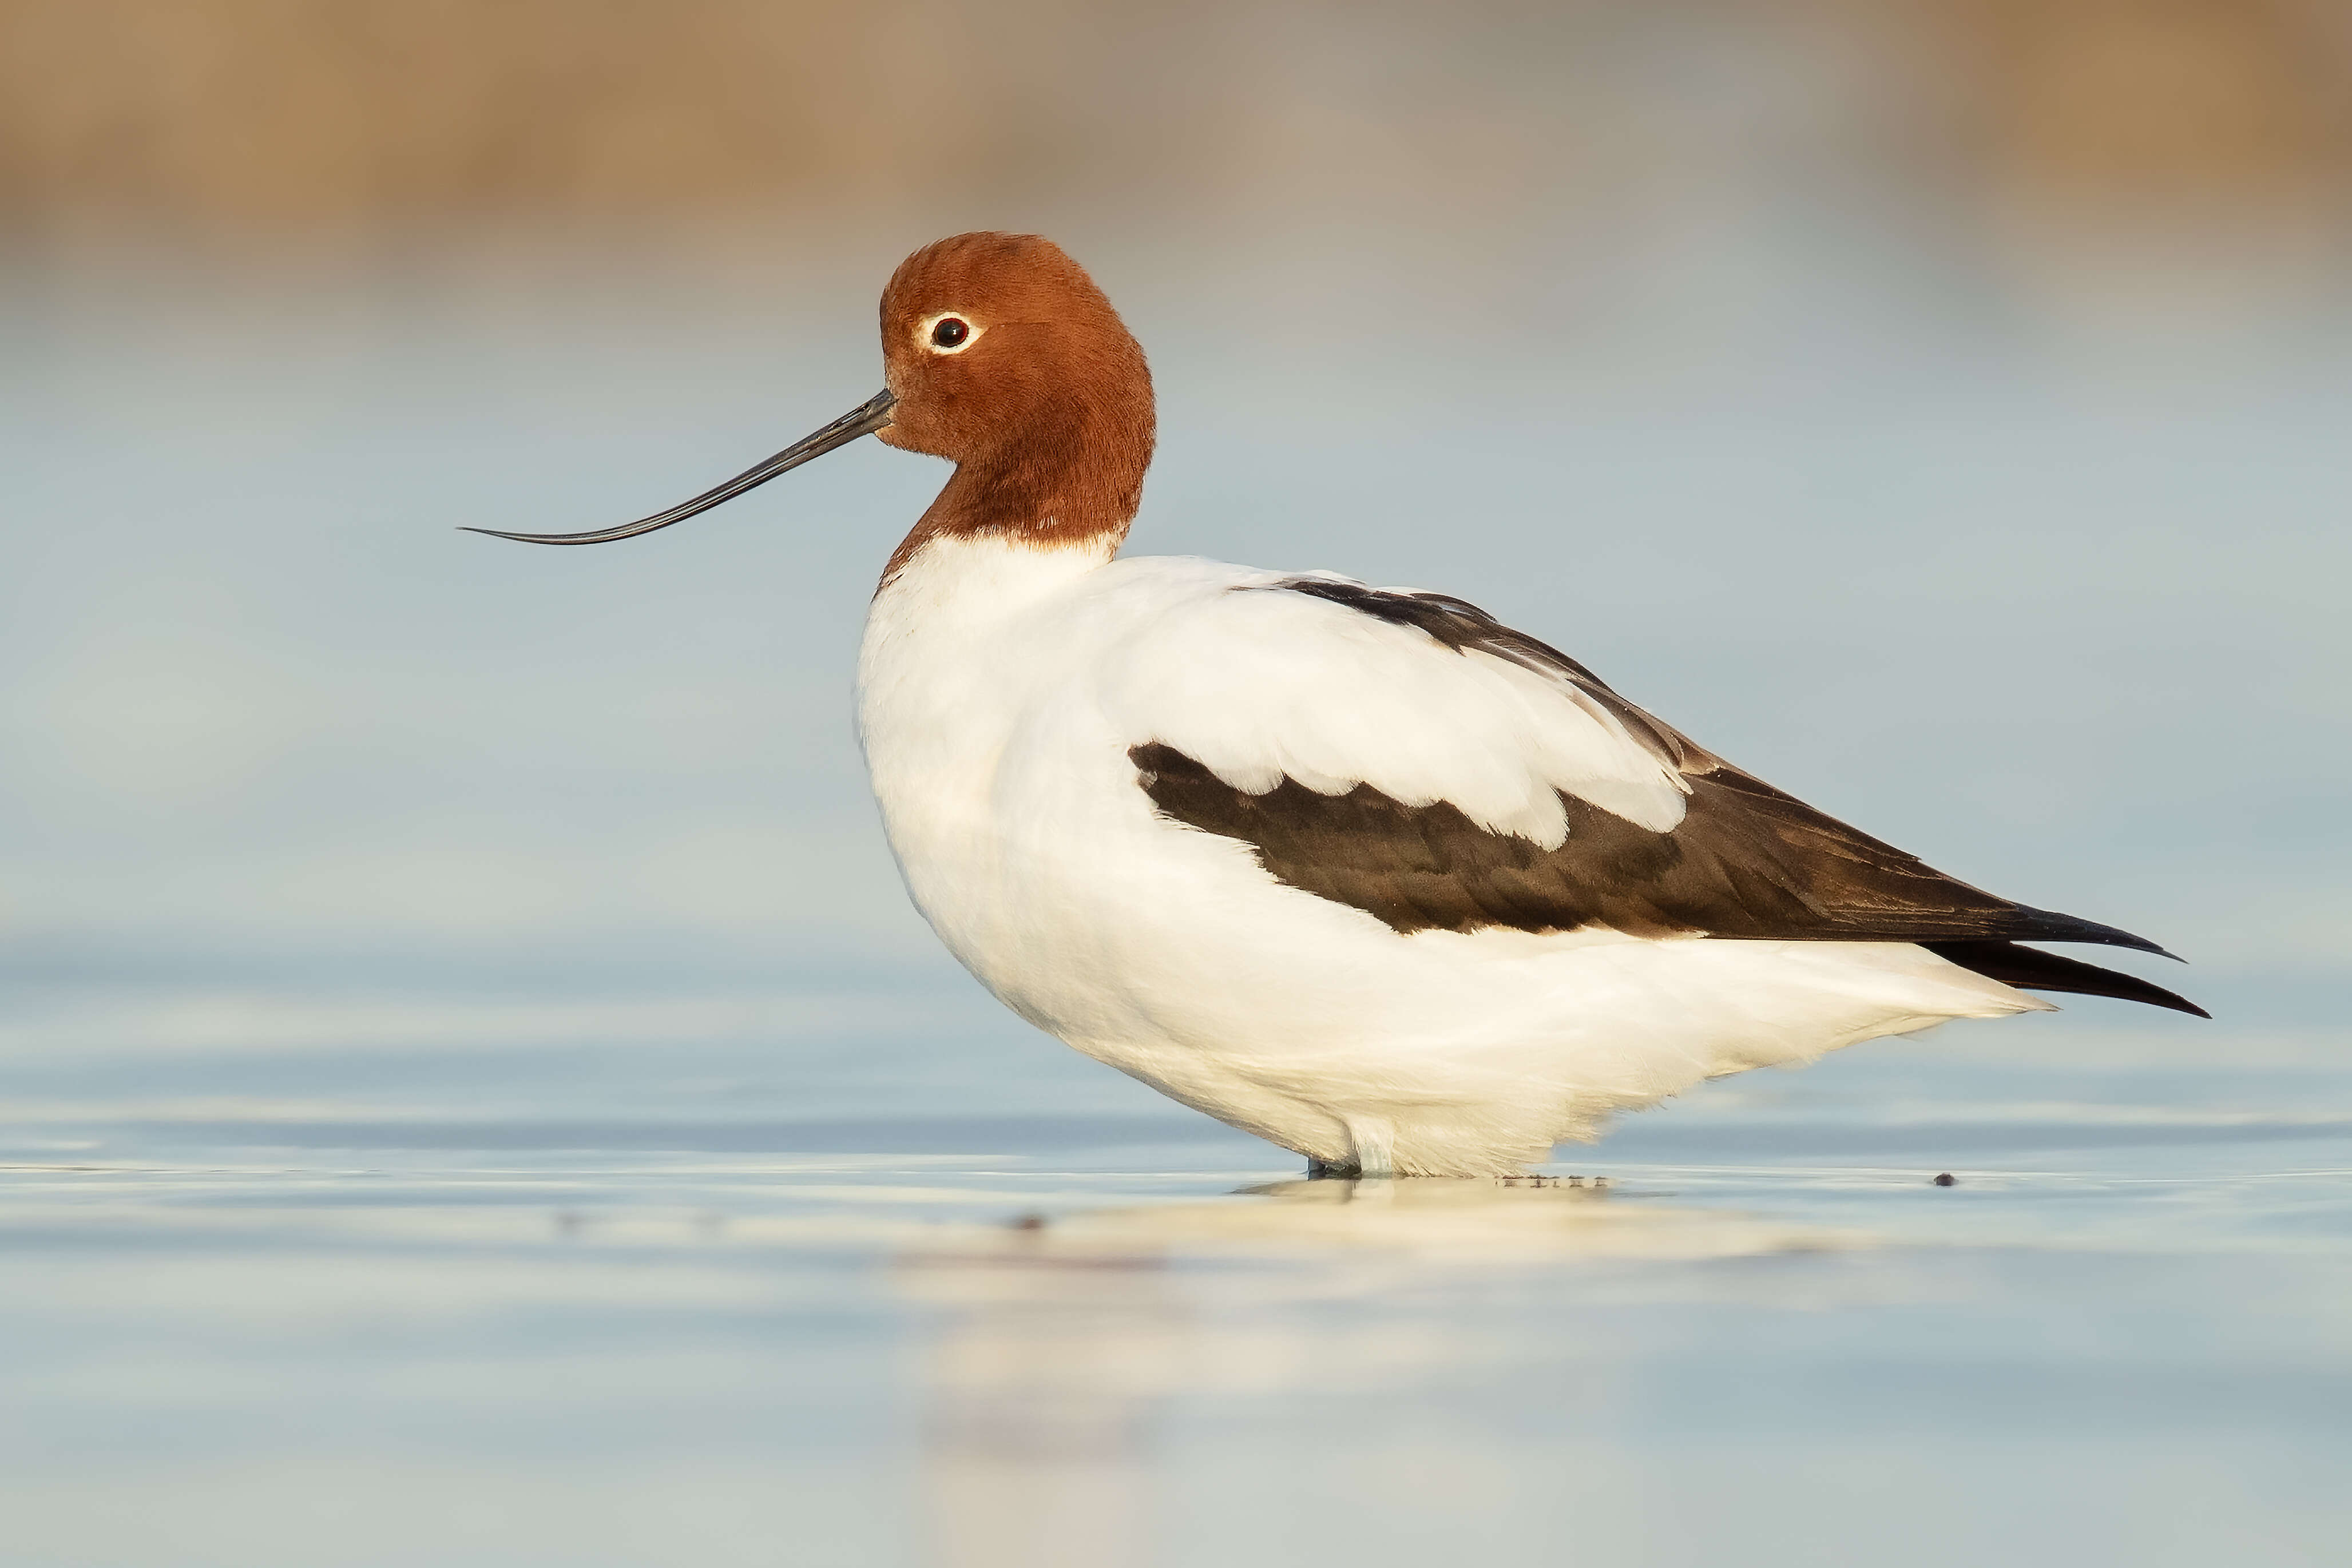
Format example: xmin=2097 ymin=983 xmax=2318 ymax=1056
xmin=894 ymin=1176 xmax=1851 ymax=1566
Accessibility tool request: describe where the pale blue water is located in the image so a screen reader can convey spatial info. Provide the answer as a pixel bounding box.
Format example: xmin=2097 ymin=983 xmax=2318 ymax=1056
xmin=2 ymin=1022 xmax=2347 ymax=1568
xmin=2 ymin=249 xmax=2348 ymax=1565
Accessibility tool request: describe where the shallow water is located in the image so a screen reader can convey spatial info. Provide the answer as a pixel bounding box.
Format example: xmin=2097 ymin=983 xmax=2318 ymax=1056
xmin=2 ymin=1020 xmax=2347 ymax=1568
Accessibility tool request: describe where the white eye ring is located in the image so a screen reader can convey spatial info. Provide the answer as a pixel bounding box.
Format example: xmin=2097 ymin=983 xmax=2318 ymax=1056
xmin=918 ymin=311 xmax=983 ymax=355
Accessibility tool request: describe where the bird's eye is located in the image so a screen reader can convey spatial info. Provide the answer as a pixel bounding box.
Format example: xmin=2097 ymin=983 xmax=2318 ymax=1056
xmin=930 ymin=316 xmax=970 ymax=350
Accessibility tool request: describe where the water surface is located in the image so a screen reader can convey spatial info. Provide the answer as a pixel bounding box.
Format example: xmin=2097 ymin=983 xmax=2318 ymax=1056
xmin=2 ymin=1017 xmax=2346 ymax=1568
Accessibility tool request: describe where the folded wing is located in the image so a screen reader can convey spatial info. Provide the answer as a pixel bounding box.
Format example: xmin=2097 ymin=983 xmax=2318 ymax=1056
xmin=1116 ymin=576 xmax=2204 ymax=1018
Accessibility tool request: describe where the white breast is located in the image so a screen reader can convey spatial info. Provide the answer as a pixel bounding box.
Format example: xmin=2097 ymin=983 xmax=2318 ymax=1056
xmin=856 ymin=535 xmax=1258 ymax=1038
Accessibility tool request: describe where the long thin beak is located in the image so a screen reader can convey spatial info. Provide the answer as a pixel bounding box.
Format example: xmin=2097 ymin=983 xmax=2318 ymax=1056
xmin=462 ymin=389 xmax=897 ymax=546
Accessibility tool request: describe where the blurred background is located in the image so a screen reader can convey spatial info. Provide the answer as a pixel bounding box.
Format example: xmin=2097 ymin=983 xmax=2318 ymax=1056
xmin=2 ymin=4 xmax=2349 ymax=1565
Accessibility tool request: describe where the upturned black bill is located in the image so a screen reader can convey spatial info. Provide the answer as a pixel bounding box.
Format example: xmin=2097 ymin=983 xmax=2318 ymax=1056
xmin=463 ymin=388 xmax=898 ymax=545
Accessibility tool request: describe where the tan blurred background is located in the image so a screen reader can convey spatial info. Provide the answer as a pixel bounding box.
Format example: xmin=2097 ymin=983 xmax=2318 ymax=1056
xmin=2 ymin=0 xmax=2347 ymax=255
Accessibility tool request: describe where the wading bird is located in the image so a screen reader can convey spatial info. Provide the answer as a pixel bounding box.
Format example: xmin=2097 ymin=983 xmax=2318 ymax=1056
xmin=472 ymin=232 xmax=2202 ymax=1177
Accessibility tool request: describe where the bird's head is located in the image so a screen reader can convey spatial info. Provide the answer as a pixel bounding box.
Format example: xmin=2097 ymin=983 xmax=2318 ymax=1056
xmin=465 ymin=232 xmax=1153 ymax=558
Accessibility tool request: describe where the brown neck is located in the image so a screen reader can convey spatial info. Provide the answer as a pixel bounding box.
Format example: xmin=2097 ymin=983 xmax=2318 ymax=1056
xmin=880 ymin=402 xmax=1152 ymax=587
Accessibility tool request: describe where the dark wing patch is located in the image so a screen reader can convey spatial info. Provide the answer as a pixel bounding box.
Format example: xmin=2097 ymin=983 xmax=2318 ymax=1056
xmin=1132 ymin=741 xmax=2166 ymax=953
xmin=1133 ymin=578 xmax=2190 ymax=1003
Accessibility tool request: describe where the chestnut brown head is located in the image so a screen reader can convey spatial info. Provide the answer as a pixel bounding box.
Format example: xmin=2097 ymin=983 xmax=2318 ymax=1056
xmin=877 ymin=233 xmax=1152 ymax=470
xmin=465 ymin=232 xmax=1155 ymax=559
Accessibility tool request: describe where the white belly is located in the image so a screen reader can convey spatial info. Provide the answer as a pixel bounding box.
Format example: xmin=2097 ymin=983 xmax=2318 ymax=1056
xmin=855 ymin=536 xmax=2040 ymax=1176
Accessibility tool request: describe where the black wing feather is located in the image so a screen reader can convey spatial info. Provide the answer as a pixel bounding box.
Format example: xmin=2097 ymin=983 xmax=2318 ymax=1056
xmin=1923 ymin=942 xmax=2210 ymax=1018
